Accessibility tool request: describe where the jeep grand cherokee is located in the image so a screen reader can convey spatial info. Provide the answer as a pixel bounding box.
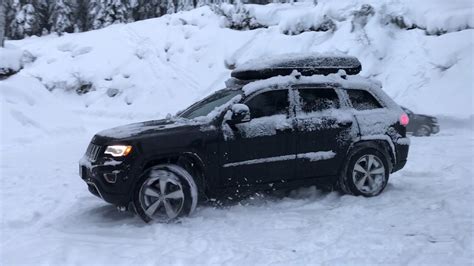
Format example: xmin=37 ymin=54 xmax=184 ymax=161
xmin=79 ymin=55 xmax=410 ymax=222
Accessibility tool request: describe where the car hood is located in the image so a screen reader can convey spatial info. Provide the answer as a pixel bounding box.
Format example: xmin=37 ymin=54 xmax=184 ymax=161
xmin=94 ymin=118 xmax=207 ymax=143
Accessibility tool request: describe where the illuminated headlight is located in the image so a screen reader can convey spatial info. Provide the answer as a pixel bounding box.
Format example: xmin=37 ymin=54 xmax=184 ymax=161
xmin=104 ymin=145 xmax=132 ymax=157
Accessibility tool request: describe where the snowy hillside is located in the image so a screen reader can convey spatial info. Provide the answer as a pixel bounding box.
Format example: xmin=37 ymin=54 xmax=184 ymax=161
xmin=1 ymin=0 xmax=473 ymax=143
xmin=0 ymin=1 xmax=473 ymax=265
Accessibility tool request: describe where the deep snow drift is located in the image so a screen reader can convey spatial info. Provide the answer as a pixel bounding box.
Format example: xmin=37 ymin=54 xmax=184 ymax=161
xmin=0 ymin=0 xmax=473 ymax=265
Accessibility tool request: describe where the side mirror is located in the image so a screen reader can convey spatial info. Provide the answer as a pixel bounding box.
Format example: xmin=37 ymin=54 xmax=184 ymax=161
xmin=228 ymin=104 xmax=250 ymax=124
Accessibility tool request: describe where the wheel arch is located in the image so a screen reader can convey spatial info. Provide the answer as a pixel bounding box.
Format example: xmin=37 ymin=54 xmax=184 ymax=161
xmin=344 ymin=139 xmax=395 ymax=172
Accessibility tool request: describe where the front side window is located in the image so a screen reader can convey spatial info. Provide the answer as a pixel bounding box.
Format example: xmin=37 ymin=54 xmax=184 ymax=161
xmin=347 ymin=89 xmax=383 ymax=111
xmin=298 ymin=88 xmax=340 ymax=113
xmin=245 ymin=89 xmax=289 ymax=119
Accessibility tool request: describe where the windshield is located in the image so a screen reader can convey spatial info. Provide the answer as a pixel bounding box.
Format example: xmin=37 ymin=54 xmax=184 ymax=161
xmin=179 ymin=89 xmax=242 ymax=119
xmin=401 ymin=106 xmax=413 ymax=115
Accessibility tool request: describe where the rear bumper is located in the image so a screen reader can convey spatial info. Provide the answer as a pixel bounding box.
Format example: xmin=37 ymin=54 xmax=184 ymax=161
xmin=392 ymin=141 xmax=409 ymax=173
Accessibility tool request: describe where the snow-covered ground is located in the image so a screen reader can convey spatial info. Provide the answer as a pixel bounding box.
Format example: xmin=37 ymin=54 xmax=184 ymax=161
xmin=1 ymin=0 xmax=473 ymax=264
xmin=1 ymin=121 xmax=472 ymax=265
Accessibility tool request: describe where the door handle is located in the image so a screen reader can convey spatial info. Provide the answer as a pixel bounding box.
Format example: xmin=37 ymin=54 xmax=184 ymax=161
xmin=337 ymin=120 xmax=353 ymax=127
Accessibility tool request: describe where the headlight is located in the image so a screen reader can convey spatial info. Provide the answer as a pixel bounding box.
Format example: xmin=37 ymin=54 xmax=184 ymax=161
xmin=431 ymin=117 xmax=438 ymax=123
xmin=104 ymin=145 xmax=132 ymax=157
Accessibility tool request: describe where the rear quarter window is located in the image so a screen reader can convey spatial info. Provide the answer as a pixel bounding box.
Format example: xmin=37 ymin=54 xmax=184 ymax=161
xmin=347 ymin=89 xmax=383 ymax=111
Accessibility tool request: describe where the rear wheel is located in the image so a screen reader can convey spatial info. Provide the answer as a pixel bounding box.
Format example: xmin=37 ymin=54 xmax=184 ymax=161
xmin=340 ymin=148 xmax=389 ymax=197
xmin=134 ymin=164 xmax=198 ymax=223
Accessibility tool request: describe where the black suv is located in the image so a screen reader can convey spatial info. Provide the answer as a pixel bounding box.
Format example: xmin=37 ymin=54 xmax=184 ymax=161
xmin=79 ymin=55 xmax=410 ymax=222
xmin=401 ymin=106 xmax=440 ymax=136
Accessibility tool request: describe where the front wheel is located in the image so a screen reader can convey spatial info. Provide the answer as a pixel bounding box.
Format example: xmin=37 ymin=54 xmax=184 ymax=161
xmin=414 ymin=125 xmax=431 ymax=137
xmin=340 ymin=149 xmax=389 ymax=197
xmin=134 ymin=164 xmax=198 ymax=223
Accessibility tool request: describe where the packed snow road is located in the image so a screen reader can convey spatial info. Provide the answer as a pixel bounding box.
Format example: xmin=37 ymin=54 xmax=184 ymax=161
xmin=0 ymin=127 xmax=472 ymax=265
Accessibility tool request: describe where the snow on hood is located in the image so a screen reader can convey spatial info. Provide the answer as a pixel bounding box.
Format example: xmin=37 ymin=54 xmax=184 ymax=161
xmin=97 ymin=118 xmax=202 ymax=139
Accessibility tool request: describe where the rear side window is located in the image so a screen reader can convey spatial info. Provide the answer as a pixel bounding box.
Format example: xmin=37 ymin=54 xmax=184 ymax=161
xmin=298 ymin=88 xmax=340 ymax=113
xmin=245 ymin=89 xmax=289 ymax=119
xmin=347 ymin=89 xmax=383 ymax=110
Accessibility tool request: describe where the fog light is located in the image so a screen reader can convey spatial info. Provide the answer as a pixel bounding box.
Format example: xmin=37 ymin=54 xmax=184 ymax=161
xmin=103 ymin=172 xmax=117 ymax=183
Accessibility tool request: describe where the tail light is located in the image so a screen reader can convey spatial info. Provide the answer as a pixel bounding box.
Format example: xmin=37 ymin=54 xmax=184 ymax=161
xmin=400 ymin=113 xmax=409 ymax=126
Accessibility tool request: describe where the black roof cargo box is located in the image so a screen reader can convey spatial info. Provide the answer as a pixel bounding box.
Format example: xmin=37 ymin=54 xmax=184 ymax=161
xmin=231 ymin=54 xmax=362 ymax=80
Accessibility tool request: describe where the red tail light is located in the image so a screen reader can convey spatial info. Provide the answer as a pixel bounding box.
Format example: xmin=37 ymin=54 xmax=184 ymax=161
xmin=400 ymin=113 xmax=409 ymax=126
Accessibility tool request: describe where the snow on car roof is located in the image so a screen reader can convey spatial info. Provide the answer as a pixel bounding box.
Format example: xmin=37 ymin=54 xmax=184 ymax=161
xmin=232 ymin=53 xmax=361 ymax=80
xmin=242 ymin=71 xmax=379 ymax=96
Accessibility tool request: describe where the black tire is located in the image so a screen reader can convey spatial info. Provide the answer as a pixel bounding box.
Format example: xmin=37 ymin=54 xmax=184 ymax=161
xmin=339 ymin=148 xmax=390 ymax=197
xmin=133 ymin=164 xmax=198 ymax=223
xmin=414 ymin=125 xmax=431 ymax=137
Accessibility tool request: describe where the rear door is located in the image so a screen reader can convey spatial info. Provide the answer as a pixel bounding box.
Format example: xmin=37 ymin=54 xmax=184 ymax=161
xmin=293 ymin=86 xmax=358 ymax=179
xmin=219 ymin=87 xmax=297 ymax=187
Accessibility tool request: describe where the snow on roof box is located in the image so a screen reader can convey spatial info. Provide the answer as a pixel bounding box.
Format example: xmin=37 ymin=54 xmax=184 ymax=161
xmin=231 ymin=54 xmax=362 ymax=80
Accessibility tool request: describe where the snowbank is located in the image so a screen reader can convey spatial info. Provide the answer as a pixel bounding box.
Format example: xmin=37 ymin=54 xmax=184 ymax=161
xmin=1 ymin=0 xmax=472 ymax=145
xmin=0 ymin=75 xmax=85 ymax=144
xmin=0 ymin=47 xmax=23 ymax=73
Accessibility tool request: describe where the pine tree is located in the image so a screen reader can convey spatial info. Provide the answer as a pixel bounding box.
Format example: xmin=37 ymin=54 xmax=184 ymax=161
xmin=0 ymin=1 xmax=6 ymax=46
xmin=166 ymin=0 xmax=176 ymax=14
xmin=50 ymin=0 xmax=74 ymax=34
xmin=12 ymin=3 xmax=39 ymax=38
xmin=131 ymin=0 xmax=162 ymax=21
xmin=93 ymin=0 xmax=131 ymax=29
xmin=74 ymin=0 xmax=95 ymax=32
xmin=7 ymin=0 xmax=21 ymax=39
xmin=34 ymin=0 xmax=55 ymax=35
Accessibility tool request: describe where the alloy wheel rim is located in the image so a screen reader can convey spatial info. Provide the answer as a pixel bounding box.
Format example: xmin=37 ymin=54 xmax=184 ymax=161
xmin=352 ymin=154 xmax=386 ymax=194
xmin=139 ymin=170 xmax=185 ymax=221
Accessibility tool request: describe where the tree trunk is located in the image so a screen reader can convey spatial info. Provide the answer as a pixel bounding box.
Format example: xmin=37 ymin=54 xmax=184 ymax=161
xmin=0 ymin=0 xmax=6 ymax=47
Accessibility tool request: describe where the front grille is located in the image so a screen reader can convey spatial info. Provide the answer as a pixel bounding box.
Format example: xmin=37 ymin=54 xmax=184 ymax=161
xmin=85 ymin=143 xmax=102 ymax=161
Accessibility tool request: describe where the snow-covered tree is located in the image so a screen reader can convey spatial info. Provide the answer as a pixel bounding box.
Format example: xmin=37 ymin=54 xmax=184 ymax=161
xmin=131 ymin=0 xmax=164 ymax=20
xmin=11 ymin=3 xmax=39 ymax=38
xmin=93 ymin=0 xmax=130 ymax=29
xmin=33 ymin=0 xmax=55 ymax=36
xmin=0 ymin=1 xmax=5 ymax=46
xmin=1 ymin=0 xmax=298 ymax=40
xmin=50 ymin=0 xmax=74 ymax=34
xmin=167 ymin=0 xmax=176 ymax=14
xmin=6 ymin=0 xmax=21 ymax=39
xmin=73 ymin=0 xmax=95 ymax=32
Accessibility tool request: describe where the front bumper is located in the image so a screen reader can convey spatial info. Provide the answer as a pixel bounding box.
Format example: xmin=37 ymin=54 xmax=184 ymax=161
xmin=431 ymin=125 xmax=440 ymax=134
xmin=79 ymin=156 xmax=133 ymax=206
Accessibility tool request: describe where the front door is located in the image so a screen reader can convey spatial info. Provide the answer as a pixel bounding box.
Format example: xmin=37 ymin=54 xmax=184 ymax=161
xmin=219 ymin=88 xmax=297 ymax=188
